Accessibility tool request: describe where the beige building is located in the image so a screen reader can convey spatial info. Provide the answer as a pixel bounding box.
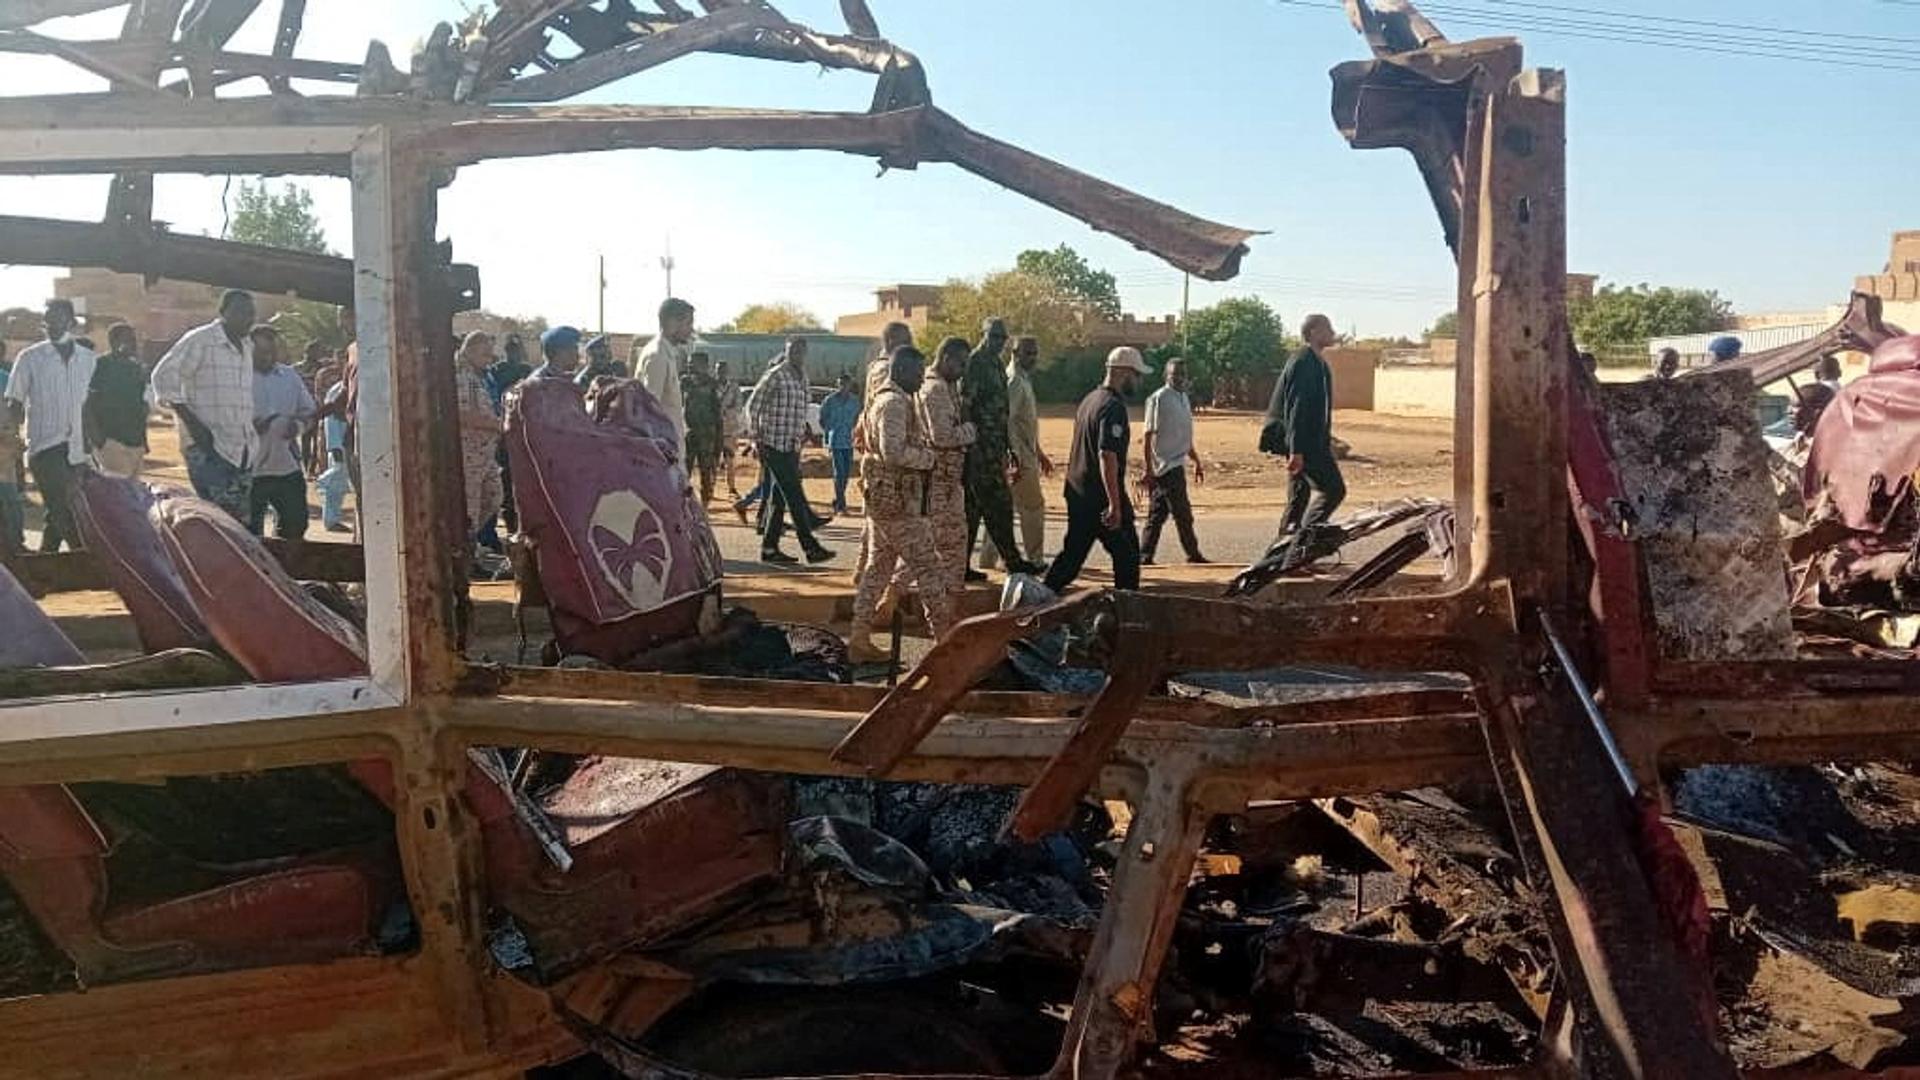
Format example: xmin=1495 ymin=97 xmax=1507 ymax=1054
xmin=833 ymin=282 xmax=1178 ymax=348
xmin=832 ymin=284 xmax=944 ymax=337
xmin=1856 ymin=230 xmax=1920 ymax=330
xmin=23 ymin=268 xmax=295 ymax=362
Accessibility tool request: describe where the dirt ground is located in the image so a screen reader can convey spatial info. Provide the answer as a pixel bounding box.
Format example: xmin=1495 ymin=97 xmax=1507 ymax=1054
xmin=30 ymin=403 xmax=1454 ymax=628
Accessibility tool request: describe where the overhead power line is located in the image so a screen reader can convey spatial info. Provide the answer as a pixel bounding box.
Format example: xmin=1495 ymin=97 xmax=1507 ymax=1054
xmin=1264 ymin=0 xmax=1920 ymax=72
xmin=1477 ymin=0 xmax=1920 ymax=45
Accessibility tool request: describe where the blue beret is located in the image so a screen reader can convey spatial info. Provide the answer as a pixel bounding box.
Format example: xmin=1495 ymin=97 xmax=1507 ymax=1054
xmin=1707 ymin=335 xmax=1742 ymax=360
xmin=541 ymin=325 xmax=581 ymax=351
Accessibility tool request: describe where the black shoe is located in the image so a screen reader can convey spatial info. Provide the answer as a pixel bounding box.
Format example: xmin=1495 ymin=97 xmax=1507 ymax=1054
xmin=1140 ymin=555 xmax=1156 ymax=566
xmin=804 ymin=544 xmax=836 ymax=564
xmin=964 ymin=568 xmax=989 ymax=583
xmin=1188 ymin=554 xmax=1212 ymax=565
xmin=762 ymin=549 xmax=799 ymax=565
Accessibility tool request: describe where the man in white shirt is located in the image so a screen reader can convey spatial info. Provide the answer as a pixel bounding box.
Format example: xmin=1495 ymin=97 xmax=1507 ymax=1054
xmin=247 ymin=325 xmax=317 ymax=540
xmin=1141 ymin=357 xmax=1209 ymax=565
xmin=4 ymin=299 xmax=96 ymax=551
xmin=632 ymin=297 xmax=695 ymax=447
xmin=151 ymin=289 xmax=258 ymax=521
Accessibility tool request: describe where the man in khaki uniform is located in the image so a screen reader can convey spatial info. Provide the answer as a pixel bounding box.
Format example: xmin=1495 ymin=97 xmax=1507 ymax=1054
xmin=983 ymin=335 xmax=1052 ymax=570
xmin=849 ymin=347 xmax=951 ymax=660
xmin=919 ymin=336 xmax=976 ymax=597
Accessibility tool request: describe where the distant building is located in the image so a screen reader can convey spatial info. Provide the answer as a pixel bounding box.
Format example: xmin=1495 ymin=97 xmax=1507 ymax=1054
xmin=1566 ymin=272 xmax=1598 ymax=305
xmin=45 ymin=268 xmax=292 ymax=362
xmin=1855 ymin=230 xmax=1920 ymax=330
xmin=833 ymin=284 xmax=943 ymax=337
xmin=833 ymin=282 xmax=1178 ymax=349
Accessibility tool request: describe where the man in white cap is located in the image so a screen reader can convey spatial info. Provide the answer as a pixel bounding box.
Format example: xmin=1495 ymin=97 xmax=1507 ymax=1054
xmin=1044 ymin=346 xmax=1149 ymax=593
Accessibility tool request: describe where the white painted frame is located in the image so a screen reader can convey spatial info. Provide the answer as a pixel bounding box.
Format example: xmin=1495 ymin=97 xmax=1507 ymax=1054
xmin=0 ymin=124 xmax=413 ymax=742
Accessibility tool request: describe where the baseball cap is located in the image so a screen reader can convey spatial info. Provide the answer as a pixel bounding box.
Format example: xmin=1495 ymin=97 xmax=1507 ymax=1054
xmin=1105 ymin=346 xmax=1152 ymax=374
xmin=541 ymin=325 xmax=582 ymax=351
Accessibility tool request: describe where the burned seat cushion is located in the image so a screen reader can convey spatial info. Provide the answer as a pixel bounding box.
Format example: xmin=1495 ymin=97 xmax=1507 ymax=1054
xmin=0 ymin=562 xmax=84 ymax=670
xmin=151 ymin=490 xmax=366 ymax=681
xmin=1807 ymin=334 xmax=1920 ymax=534
xmin=504 ymin=376 xmax=724 ymax=665
xmin=492 ymin=759 xmax=789 ymax=983
xmin=71 ymin=472 xmax=208 ymax=653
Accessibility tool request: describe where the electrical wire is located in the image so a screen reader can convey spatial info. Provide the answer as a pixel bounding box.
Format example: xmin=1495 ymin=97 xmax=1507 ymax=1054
xmin=1475 ymin=0 xmax=1920 ymax=45
xmin=1266 ymin=0 xmax=1920 ymax=72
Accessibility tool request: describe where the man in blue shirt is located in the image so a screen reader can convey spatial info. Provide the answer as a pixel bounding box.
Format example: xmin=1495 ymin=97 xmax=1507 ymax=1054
xmin=818 ymin=372 xmax=860 ymax=514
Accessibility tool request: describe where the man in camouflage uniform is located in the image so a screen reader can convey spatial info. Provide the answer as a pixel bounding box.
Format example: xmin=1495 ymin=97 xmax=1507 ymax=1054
xmin=962 ymin=317 xmax=1043 ymax=577
xmin=848 ymin=346 xmax=951 ymax=661
xmin=680 ymin=350 xmax=722 ymax=505
xmin=920 ymin=336 xmax=976 ymax=597
xmin=452 ymin=331 xmax=503 ymax=554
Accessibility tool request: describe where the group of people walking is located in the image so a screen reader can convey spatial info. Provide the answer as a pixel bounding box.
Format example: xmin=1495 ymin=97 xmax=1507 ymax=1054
xmin=0 ymin=291 xmax=352 ymax=556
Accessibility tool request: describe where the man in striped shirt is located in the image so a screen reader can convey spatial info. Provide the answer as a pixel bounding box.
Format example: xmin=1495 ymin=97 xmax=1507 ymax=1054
xmin=4 ymin=299 xmax=95 ymax=551
xmin=747 ymin=337 xmax=833 ymax=565
xmin=151 ymin=289 xmax=259 ymax=521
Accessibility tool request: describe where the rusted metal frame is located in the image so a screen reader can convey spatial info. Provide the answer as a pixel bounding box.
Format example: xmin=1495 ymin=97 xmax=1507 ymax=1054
xmin=0 ymin=952 xmax=578 ymax=1077
xmin=1007 ymin=599 xmax=1166 ymax=841
xmin=164 ymin=49 xmax=361 ymax=87
xmin=1455 ymin=58 xmax=1732 ymax=1075
xmin=447 ymin=695 xmax=1490 ymax=801
xmin=835 ymin=588 xmax=1508 ymax=778
xmin=1651 ymin=658 xmax=1920 ymax=697
xmin=1479 ymin=657 xmax=1736 ymax=1079
xmin=352 ymin=125 xmax=464 ymax=699
xmin=1564 ymin=373 xmax=1654 ymax=707
xmin=7 ymin=539 xmax=365 ymax=596
xmin=1053 ymin=765 xmax=1220 ymax=1079
xmin=833 ymin=591 xmax=1107 ymax=773
xmin=0 ymin=214 xmax=358 ymax=302
xmin=122 ymin=0 xmax=190 ymax=43
xmin=1617 ymin=694 xmax=1920 ymax=778
xmin=0 ymin=0 xmax=123 ymax=29
xmin=265 ymin=0 xmax=305 ymax=92
xmin=0 ymin=28 xmax=167 ymax=93
xmin=477 ymin=661 xmax=1474 ymax=728
xmin=409 ymin=104 xmax=1254 ymax=281
xmin=0 ymin=100 xmax=1254 ymax=280
xmin=353 ymin=123 xmax=495 ymax=1048
xmin=487 ymin=3 xmax=794 ymax=103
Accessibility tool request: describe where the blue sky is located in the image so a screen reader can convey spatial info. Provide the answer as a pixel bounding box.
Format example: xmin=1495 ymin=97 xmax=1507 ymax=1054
xmin=1 ymin=1 xmax=1914 ymax=338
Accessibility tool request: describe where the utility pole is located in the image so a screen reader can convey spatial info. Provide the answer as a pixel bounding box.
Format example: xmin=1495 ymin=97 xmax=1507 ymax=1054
xmin=596 ymin=253 xmax=606 ymax=333
xmin=659 ymin=236 xmax=675 ymax=299
xmin=1181 ymin=272 xmax=1191 ymax=355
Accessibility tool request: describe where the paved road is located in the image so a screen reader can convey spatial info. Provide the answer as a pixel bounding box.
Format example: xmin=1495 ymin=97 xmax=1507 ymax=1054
xmin=706 ymin=501 xmax=1425 ymax=587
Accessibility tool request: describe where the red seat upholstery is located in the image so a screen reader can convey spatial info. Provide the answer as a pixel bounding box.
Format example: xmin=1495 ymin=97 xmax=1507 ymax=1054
xmin=0 ymin=561 xmax=389 ymax=986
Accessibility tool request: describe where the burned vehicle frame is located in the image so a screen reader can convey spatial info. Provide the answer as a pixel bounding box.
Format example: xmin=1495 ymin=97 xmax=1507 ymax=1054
xmin=0 ymin=1 xmax=1911 ymax=1078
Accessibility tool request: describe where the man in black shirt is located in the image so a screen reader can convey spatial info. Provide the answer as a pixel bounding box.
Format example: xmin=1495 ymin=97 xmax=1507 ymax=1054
xmin=1043 ymin=346 xmax=1150 ymax=593
xmin=85 ymin=323 xmax=150 ymax=478
xmin=1271 ymin=313 xmax=1346 ymax=543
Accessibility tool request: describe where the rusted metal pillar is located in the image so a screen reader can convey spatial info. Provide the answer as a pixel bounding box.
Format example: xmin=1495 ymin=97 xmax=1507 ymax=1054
xmin=1054 ymin=768 xmax=1216 ymax=1079
xmin=1467 ymin=68 xmax=1568 ymax=599
xmin=1466 ymin=70 xmax=1736 ymax=1079
xmin=352 ymin=125 xmax=493 ymax=1049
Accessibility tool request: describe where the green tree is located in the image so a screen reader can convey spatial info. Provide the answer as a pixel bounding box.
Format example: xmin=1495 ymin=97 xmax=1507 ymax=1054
xmin=225 ymin=180 xmax=332 ymax=255
xmin=1571 ymin=283 xmax=1733 ymax=348
xmin=1176 ymin=296 xmax=1288 ymax=399
xmin=1425 ymin=310 xmax=1459 ymax=340
xmin=719 ymin=302 xmax=824 ymax=335
xmin=921 ymin=270 xmax=1088 ymax=359
xmin=1014 ymin=244 xmax=1122 ymax=320
xmin=225 ymin=180 xmax=339 ymax=361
